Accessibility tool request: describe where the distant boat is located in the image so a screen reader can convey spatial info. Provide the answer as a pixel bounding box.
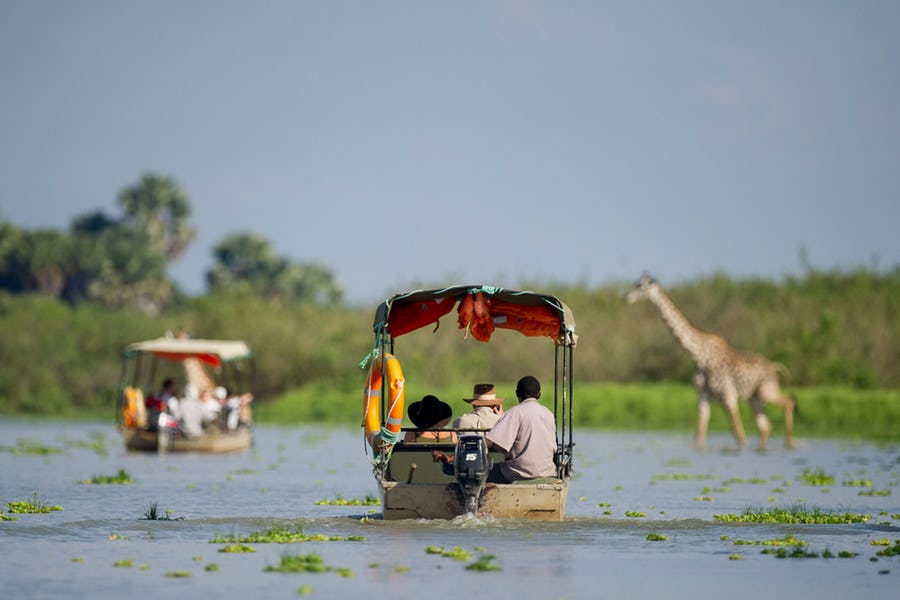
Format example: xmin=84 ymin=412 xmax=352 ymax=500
xmin=117 ymin=335 xmax=255 ymax=454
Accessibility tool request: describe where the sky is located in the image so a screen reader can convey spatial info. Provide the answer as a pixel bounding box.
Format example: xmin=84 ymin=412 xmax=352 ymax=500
xmin=2 ymin=1 xmax=898 ymax=305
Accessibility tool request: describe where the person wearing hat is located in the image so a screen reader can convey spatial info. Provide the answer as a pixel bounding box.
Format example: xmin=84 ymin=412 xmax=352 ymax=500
xmin=453 ymin=383 xmax=505 ymax=431
xmin=434 ymin=376 xmax=557 ymax=483
xmin=404 ymin=395 xmax=457 ymax=443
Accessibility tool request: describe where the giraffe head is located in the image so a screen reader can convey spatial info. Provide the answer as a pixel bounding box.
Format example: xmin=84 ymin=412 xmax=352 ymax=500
xmin=625 ymin=273 xmax=661 ymax=304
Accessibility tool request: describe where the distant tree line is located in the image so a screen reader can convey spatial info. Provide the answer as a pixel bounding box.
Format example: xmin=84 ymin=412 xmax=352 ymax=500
xmin=0 ymin=173 xmax=897 ymax=417
xmin=0 ymin=173 xmax=342 ymax=314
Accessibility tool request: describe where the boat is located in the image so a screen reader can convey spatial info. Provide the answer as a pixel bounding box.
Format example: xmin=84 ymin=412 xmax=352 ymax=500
xmin=116 ymin=335 xmax=255 ymax=454
xmin=362 ymin=285 xmax=577 ymax=520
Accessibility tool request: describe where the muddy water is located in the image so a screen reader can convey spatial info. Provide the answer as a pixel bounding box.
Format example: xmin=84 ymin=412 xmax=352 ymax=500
xmin=1 ymin=420 xmax=897 ymax=599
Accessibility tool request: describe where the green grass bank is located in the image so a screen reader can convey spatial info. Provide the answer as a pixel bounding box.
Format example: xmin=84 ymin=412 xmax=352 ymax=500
xmin=257 ymin=382 xmax=900 ymax=443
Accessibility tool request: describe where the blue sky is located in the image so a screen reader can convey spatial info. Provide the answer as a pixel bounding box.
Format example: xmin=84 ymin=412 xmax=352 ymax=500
xmin=2 ymin=1 xmax=898 ymax=304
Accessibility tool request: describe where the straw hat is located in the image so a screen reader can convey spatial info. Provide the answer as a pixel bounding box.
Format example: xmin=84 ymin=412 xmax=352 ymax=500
xmin=464 ymin=383 xmax=505 ymax=406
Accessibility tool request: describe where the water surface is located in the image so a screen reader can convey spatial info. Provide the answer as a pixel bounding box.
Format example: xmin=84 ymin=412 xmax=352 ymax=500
xmin=1 ymin=420 xmax=897 ymax=599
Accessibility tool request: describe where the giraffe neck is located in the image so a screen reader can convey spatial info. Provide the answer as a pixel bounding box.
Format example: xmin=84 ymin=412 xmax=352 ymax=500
xmin=649 ymin=288 xmax=708 ymax=365
xmin=183 ymin=357 xmax=216 ymax=392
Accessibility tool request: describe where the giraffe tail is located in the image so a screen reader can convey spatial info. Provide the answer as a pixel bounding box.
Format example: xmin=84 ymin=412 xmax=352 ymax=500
xmin=774 ymin=362 xmax=792 ymax=382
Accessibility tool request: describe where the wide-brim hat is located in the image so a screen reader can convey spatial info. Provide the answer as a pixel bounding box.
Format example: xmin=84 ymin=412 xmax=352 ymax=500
xmin=464 ymin=383 xmax=505 ymax=406
xmin=408 ymin=395 xmax=453 ymax=428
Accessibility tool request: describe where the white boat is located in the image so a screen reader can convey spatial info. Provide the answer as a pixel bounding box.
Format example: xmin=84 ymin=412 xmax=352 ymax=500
xmin=117 ymin=335 xmax=255 ymax=454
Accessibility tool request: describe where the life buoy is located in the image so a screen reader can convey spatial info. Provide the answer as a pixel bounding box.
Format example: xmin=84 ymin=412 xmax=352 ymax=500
xmin=363 ymin=353 xmax=405 ymax=451
xmin=122 ymin=386 xmax=147 ymax=428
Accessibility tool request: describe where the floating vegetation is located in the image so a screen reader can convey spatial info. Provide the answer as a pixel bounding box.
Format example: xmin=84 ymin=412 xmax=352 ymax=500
xmin=426 ymin=545 xmax=500 ymax=571
xmin=165 ymin=571 xmax=191 ymax=578
xmin=314 ymin=494 xmax=380 ymax=506
xmin=799 ymin=468 xmax=834 ymax=486
xmin=112 ymin=559 xmax=133 ymax=568
xmin=140 ymin=564 xmax=151 ymax=571
xmin=624 ymin=511 xmax=647 ymax=518
xmin=858 ymin=489 xmax=891 ymax=497
xmin=64 ymin=432 xmax=108 ymax=456
xmin=646 ymin=533 xmax=668 ymax=541
xmin=426 ymin=546 xmax=472 ymax=561
xmin=762 ymin=547 xmax=819 ymax=558
xmin=205 ymin=563 xmax=220 ymax=572
xmin=728 ymin=553 xmax=744 ymax=561
xmin=875 ymin=541 xmax=900 ymax=557
xmin=78 ymin=469 xmax=134 ymax=485
xmin=0 ymin=439 xmax=62 ymax=455
xmin=652 ymin=473 xmax=714 ymax=481
xmin=871 ymin=539 xmax=891 ymax=546
xmin=713 ymin=505 xmax=870 ymax=524
xmin=72 ymin=557 xmax=84 ymax=563
xmin=264 ymin=553 xmax=352 ymax=575
xmin=0 ymin=513 xmax=18 ymax=521
xmin=693 ymin=496 xmax=713 ymax=502
xmin=843 ymin=479 xmax=873 ymax=487
xmin=466 ymin=554 xmax=501 ymax=572
xmin=142 ymin=501 xmax=183 ymax=521
xmin=297 ymin=585 xmax=314 ymax=595
xmin=108 ymin=534 xmax=128 ymax=540
xmin=732 ymin=535 xmax=808 ymax=547
xmin=701 ymin=486 xmax=732 ymax=494
xmin=664 ymin=458 xmax=690 ymax=467
xmin=219 ymin=544 xmax=256 ymax=553
xmin=723 ymin=477 xmax=768 ymax=485
xmin=7 ymin=493 xmax=63 ymax=514
xmin=210 ymin=525 xmax=365 ymax=544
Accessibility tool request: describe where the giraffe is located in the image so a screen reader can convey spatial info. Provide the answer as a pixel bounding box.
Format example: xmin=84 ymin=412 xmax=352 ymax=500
xmin=626 ymin=274 xmax=797 ymax=450
xmin=182 ymin=356 xmax=217 ymax=395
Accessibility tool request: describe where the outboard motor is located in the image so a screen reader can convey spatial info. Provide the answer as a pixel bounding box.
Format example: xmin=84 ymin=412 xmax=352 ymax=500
xmin=453 ymin=434 xmax=491 ymax=514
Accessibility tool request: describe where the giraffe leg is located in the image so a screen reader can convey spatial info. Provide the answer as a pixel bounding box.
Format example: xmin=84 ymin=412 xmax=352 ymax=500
xmin=749 ymin=396 xmax=771 ymax=450
xmin=722 ymin=388 xmax=747 ymax=449
xmin=759 ymin=380 xmax=797 ymax=449
xmin=695 ymin=390 xmax=711 ymax=450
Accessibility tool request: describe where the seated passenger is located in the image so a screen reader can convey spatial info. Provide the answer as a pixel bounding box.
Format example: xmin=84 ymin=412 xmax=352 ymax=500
xmin=453 ymin=383 xmax=505 ymax=431
xmin=144 ymin=378 xmax=177 ymax=431
xmin=178 ymin=383 xmax=204 ymax=438
xmin=222 ymin=387 xmax=254 ymax=430
xmin=404 ymin=395 xmax=457 ymax=443
xmin=200 ymin=387 xmax=222 ymax=429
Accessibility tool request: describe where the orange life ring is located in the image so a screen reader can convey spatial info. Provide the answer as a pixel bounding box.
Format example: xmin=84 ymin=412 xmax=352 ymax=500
xmin=363 ymin=353 xmax=405 ymax=451
xmin=122 ymin=386 xmax=146 ymax=428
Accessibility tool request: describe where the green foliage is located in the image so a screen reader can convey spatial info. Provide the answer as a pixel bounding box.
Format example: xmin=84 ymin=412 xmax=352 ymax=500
xmin=7 ymin=493 xmax=63 ymax=514
xmin=713 ymin=505 xmax=871 ymax=524
xmin=209 ymin=526 xmax=365 ymax=544
xmin=207 ymin=232 xmax=342 ymax=304
xmin=78 ymin=469 xmax=134 ymax=485
xmin=0 ymin=269 xmax=898 ymax=438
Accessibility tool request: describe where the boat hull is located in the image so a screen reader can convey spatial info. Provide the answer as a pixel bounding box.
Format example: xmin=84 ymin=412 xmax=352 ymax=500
xmin=377 ymin=477 xmax=569 ymax=520
xmin=120 ymin=427 xmax=252 ymax=454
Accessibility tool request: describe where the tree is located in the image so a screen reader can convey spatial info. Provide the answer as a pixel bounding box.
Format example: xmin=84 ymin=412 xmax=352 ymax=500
xmin=207 ymin=232 xmax=343 ymax=303
xmin=117 ymin=173 xmax=195 ymax=261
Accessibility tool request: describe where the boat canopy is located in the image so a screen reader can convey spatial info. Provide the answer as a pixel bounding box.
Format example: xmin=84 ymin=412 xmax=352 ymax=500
xmin=124 ymin=337 xmax=253 ymax=368
xmin=373 ymin=285 xmax=577 ymax=347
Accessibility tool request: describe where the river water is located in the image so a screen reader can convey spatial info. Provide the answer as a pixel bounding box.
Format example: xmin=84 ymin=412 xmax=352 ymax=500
xmin=1 ymin=419 xmax=897 ymax=599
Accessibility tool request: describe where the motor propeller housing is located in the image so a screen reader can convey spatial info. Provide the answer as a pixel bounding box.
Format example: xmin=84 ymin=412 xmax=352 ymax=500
xmin=453 ymin=434 xmax=491 ymax=513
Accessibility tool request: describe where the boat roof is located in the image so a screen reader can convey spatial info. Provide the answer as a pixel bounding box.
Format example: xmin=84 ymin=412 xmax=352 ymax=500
xmin=124 ymin=337 xmax=253 ymax=367
xmin=373 ymin=285 xmax=577 ymax=346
